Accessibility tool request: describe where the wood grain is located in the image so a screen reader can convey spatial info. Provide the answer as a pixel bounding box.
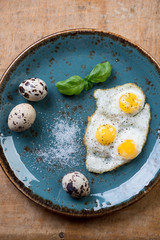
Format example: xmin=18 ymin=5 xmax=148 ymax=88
xmin=0 ymin=0 xmax=160 ymax=239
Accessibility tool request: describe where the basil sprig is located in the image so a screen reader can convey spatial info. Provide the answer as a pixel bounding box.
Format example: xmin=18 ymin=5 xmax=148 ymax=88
xmin=55 ymin=61 xmax=111 ymax=96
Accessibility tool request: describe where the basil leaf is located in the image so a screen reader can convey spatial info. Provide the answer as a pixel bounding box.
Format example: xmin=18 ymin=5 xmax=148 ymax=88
xmin=84 ymin=75 xmax=93 ymax=91
xmin=55 ymin=75 xmax=84 ymax=96
xmin=88 ymin=61 xmax=112 ymax=83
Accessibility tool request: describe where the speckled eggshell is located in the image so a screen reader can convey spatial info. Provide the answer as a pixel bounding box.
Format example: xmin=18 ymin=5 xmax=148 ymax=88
xmin=8 ymin=103 xmax=36 ymax=132
xmin=19 ymin=78 xmax=48 ymax=101
xmin=62 ymin=171 xmax=90 ymax=198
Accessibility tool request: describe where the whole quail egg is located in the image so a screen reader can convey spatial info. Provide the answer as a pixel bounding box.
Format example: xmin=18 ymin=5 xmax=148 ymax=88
xmin=19 ymin=78 xmax=48 ymax=101
xmin=8 ymin=103 xmax=36 ymax=132
xmin=62 ymin=171 xmax=90 ymax=198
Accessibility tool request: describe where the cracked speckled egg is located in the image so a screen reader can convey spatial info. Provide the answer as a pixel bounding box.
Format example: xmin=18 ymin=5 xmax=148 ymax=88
xmin=8 ymin=103 xmax=36 ymax=132
xmin=62 ymin=172 xmax=90 ymax=198
xmin=19 ymin=78 xmax=48 ymax=101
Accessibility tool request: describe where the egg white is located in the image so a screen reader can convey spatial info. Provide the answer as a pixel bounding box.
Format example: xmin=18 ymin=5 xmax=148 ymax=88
xmin=84 ymin=84 xmax=151 ymax=173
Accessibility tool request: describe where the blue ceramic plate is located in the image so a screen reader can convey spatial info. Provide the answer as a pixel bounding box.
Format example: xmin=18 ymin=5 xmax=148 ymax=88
xmin=0 ymin=30 xmax=160 ymax=217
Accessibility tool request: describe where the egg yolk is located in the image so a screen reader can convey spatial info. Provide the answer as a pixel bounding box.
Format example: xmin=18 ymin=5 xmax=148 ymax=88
xmin=119 ymin=93 xmax=141 ymax=114
xmin=117 ymin=139 xmax=138 ymax=160
xmin=96 ymin=124 xmax=116 ymax=145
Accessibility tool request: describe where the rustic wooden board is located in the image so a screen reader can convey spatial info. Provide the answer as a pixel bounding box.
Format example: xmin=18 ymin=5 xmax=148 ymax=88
xmin=0 ymin=0 xmax=160 ymax=239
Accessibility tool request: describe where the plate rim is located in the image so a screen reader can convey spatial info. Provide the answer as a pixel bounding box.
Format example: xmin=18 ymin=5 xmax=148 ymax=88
xmin=0 ymin=28 xmax=160 ymax=217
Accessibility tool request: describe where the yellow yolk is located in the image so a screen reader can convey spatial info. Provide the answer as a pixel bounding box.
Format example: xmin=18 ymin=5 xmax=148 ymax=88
xmin=119 ymin=93 xmax=141 ymax=114
xmin=117 ymin=139 xmax=138 ymax=160
xmin=96 ymin=124 xmax=116 ymax=145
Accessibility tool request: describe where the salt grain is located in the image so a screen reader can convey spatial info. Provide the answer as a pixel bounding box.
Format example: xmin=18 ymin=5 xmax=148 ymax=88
xmin=36 ymin=118 xmax=82 ymax=167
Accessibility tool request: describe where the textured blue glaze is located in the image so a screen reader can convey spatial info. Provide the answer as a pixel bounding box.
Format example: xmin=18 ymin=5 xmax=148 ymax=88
xmin=0 ymin=31 xmax=160 ymax=215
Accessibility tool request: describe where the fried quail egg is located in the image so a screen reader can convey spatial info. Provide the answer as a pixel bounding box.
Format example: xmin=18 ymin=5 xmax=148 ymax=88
xmin=84 ymin=114 xmax=119 ymax=158
xmin=94 ymin=83 xmax=145 ymax=116
xmin=84 ymin=84 xmax=151 ymax=174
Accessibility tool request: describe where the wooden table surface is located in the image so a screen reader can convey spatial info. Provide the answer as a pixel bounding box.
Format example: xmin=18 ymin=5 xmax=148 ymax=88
xmin=0 ymin=0 xmax=160 ymax=239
